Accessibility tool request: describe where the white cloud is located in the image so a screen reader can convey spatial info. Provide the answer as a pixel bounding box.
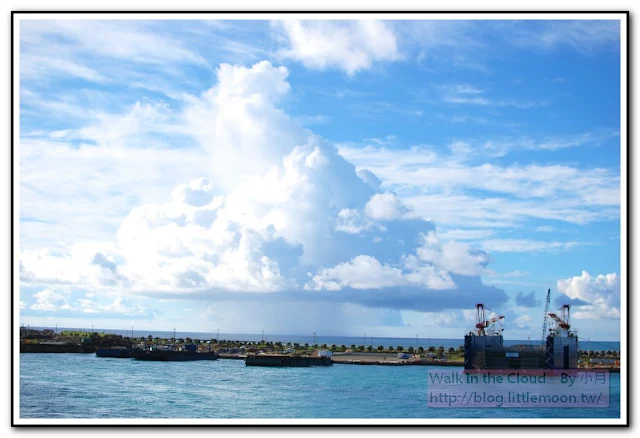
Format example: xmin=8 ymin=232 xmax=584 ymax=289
xmin=402 ymin=310 xmax=476 ymax=329
xmin=77 ymin=297 xmax=148 ymax=316
xmin=356 ymin=169 xmax=382 ymax=191
xmin=439 ymin=115 xmax=489 ymax=125
xmin=307 ymin=229 xmax=488 ymax=292
xmin=401 ymin=260 xmax=456 ymax=291
xmin=342 ymin=149 xmax=620 ymax=201
xmin=413 ymin=231 xmax=488 ymax=276
xmin=397 ymin=20 xmax=619 ymax=73
xmin=20 ymin=54 xmax=110 ymax=83
xmin=437 ymin=229 xmax=495 ymax=241
xmin=306 ymin=255 xmax=406 ymax=291
xmin=273 ymin=20 xmax=401 ymax=75
xmin=364 ymin=193 xmax=411 ymax=221
xmin=20 ymin=242 xmax=124 ymax=288
xmin=306 ymin=253 xmax=456 ymax=292
xmin=448 ymin=140 xmax=473 ymax=157
xmin=408 ymin=194 xmax=617 ymax=229
xmin=339 ymin=145 xmax=439 ymax=171
xmin=481 ymin=239 xmax=579 ymax=253
xmin=572 ymin=302 xmax=621 ymax=320
xmin=556 ymin=271 xmax=620 ymax=319
xmin=452 ymin=84 xmax=485 ymax=95
xmin=437 ymin=83 xmax=542 ymax=108
xmin=20 ymin=60 xmax=506 ymax=316
xmin=394 ymin=20 xmax=488 ymax=72
xmin=20 ymin=63 xmax=366 ymax=294
xmin=365 ymin=135 xmax=397 ymax=146
xmin=339 ymin=144 xmax=620 ymax=230
xmin=19 ymin=135 xmax=210 ymax=252
xmin=512 ymin=314 xmax=533 ymax=329
xmin=504 ymin=20 xmax=620 ymax=55
xmin=183 ymin=61 xmax=300 ymax=191
xmin=30 ymin=289 xmax=72 ymax=312
xmin=26 ymin=287 xmax=151 ymax=317
xmin=558 ymin=271 xmax=619 ymax=301
xmin=475 ymin=131 xmax=620 ymax=157
xmin=335 ymin=209 xmax=380 ymax=234
xmin=21 ymin=20 xmax=207 ymax=69
xmin=72 ymin=99 xmax=176 ymax=147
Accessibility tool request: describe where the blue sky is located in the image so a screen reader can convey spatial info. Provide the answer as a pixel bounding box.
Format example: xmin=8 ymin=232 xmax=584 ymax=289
xmin=17 ymin=18 xmax=623 ymax=341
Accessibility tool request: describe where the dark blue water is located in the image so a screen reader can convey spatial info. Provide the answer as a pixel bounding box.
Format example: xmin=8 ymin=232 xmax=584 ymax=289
xmin=20 ymin=353 xmax=620 ymax=419
xmin=33 ymin=327 xmax=620 ymax=353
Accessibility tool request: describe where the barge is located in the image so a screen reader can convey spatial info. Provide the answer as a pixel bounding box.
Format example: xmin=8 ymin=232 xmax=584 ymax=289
xmin=131 ymin=344 xmax=219 ymax=361
xmin=245 ymin=353 xmax=333 ymax=367
xmin=20 ymin=342 xmax=95 ymax=354
xmin=96 ymin=346 xmax=136 ymax=358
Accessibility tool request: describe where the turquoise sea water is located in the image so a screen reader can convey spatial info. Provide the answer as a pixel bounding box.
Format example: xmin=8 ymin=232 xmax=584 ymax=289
xmin=19 ymin=353 xmax=620 ymax=419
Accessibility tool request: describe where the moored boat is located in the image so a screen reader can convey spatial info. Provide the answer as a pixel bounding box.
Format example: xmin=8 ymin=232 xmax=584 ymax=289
xmin=245 ymin=354 xmax=332 ymax=367
xmin=96 ymin=346 xmax=135 ymax=358
xmin=131 ymin=344 xmax=219 ymax=361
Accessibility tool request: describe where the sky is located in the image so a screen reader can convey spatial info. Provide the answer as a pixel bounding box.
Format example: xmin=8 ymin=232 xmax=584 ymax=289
xmin=16 ymin=17 xmax=623 ymax=341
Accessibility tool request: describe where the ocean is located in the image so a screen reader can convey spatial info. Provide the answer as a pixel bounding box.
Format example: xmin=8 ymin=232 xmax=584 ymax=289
xmin=31 ymin=327 xmax=621 ymax=353
xmin=19 ymin=353 xmax=620 ymax=419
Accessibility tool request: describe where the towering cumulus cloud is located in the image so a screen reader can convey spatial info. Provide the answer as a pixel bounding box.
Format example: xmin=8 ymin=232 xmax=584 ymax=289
xmin=20 ymin=61 xmax=507 ymax=323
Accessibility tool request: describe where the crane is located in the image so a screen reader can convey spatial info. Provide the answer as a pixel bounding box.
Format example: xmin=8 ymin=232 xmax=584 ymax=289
xmin=475 ymin=303 xmax=505 ymax=336
xmin=541 ymin=288 xmax=551 ymax=344
xmin=548 ymin=304 xmax=571 ymax=333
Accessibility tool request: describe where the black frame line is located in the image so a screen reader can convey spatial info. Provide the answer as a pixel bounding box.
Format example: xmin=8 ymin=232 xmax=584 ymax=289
xmin=9 ymin=9 xmax=630 ymax=428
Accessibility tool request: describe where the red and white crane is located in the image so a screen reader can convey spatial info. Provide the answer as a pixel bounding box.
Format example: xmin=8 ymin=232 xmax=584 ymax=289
xmin=548 ymin=304 xmax=571 ymax=333
xmin=475 ymin=303 xmax=505 ymax=336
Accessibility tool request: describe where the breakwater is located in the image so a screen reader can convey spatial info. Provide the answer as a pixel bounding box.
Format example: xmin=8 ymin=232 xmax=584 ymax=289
xmin=20 ymin=343 xmax=95 ymax=353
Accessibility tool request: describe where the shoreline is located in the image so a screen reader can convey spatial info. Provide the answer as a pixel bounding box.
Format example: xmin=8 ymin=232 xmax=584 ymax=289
xmin=217 ymin=354 xmax=620 ymax=371
xmin=18 ymin=350 xmax=621 ymax=372
xmin=19 ymin=328 xmax=621 ymax=372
